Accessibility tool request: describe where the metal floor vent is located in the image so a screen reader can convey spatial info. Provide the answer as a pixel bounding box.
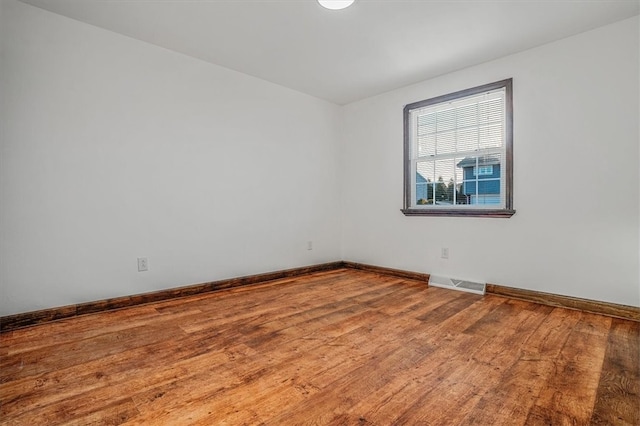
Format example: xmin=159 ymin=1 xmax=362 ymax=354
xmin=429 ymin=275 xmax=486 ymax=295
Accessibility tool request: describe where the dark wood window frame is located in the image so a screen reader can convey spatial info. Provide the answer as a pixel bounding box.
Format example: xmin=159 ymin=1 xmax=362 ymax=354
xmin=402 ymin=78 xmax=515 ymax=218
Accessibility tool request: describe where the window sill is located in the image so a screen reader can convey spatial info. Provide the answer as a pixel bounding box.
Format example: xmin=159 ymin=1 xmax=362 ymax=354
xmin=401 ymin=208 xmax=516 ymax=218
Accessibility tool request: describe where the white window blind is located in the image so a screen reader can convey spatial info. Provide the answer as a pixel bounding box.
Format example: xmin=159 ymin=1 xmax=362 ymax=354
xmin=407 ymin=86 xmax=507 ymax=210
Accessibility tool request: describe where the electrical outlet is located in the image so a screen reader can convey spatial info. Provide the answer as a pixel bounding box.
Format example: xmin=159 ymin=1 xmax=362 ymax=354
xmin=307 ymin=241 xmax=313 ymax=251
xmin=137 ymin=257 xmax=148 ymax=272
xmin=441 ymin=248 xmax=449 ymax=259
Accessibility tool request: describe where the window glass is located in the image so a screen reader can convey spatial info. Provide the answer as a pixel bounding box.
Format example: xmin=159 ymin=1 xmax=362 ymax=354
xmin=402 ymin=79 xmax=514 ymax=217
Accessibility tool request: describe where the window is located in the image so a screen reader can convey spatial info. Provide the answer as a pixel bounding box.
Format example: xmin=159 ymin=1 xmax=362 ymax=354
xmin=402 ymin=79 xmax=515 ymax=217
xmin=473 ymin=165 xmax=493 ymax=176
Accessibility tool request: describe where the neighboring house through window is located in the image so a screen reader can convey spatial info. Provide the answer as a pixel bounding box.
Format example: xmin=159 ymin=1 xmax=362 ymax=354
xmin=402 ymin=79 xmax=515 ymax=217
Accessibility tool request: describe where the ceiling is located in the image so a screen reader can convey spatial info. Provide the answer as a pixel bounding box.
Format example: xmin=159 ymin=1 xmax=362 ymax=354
xmin=19 ymin=0 xmax=640 ymax=105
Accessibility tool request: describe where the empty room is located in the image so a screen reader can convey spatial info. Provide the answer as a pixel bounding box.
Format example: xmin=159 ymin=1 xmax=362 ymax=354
xmin=1 ymin=0 xmax=639 ymax=424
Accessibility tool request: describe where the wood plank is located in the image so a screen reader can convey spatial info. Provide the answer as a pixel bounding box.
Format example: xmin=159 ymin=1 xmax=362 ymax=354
xmin=455 ymin=306 xmax=575 ymax=426
xmin=0 ymin=261 xmax=344 ymax=332
xmin=525 ymin=312 xmax=612 ymax=425
xmin=590 ymin=318 xmax=640 ymax=425
xmin=5 ymin=262 xmax=636 ymax=334
xmin=345 ymin=328 xmax=490 ymax=423
xmin=392 ymin=301 xmax=553 ymax=425
xmin=1 ymin=269 xmax=637 ymax=424
xmin=0 ymin=324 xmax=196 ymax=419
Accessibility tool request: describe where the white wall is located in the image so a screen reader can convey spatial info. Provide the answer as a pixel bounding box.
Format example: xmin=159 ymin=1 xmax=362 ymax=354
xmin=0 ymin=0 xmax=342 ymax=316
xmin=341 ymin=16 xmax=640 ymax=307
xmin=2 ymin=1 xmax=638 ymax=317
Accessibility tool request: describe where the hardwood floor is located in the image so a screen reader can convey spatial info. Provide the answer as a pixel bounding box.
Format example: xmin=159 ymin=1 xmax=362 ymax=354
xmin=1 ymin=268 xmax=638 ymax=425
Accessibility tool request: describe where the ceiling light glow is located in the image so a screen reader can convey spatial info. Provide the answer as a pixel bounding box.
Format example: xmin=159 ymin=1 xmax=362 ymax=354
xmin=318 ymin=0 xmax=355 ymax=10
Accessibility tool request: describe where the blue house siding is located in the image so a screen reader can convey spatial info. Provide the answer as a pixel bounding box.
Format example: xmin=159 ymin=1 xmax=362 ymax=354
xmin=461 ymin=164 xmax=501 ymax=195
xmin=462 ymin=179 xmax=500 ymax=195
